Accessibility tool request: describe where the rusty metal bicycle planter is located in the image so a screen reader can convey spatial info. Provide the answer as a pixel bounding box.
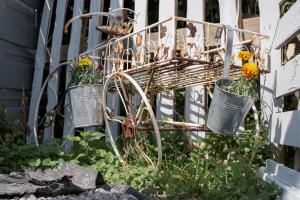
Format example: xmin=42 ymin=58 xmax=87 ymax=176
xmin=33 ymin=9 xmax=270 ymax=169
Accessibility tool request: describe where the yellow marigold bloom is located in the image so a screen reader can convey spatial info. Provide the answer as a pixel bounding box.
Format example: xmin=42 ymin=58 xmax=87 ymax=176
xmin=78 ymin=57 xmax=93 ymax=68
xmin=241 ymin=62 xmax=259 ymax=80
xmin=237 ymin=50 xmax=252 ymax=61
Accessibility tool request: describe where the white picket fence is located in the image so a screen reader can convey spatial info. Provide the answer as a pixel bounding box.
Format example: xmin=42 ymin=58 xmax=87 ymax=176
xmin=27 ymin=0 xmax=300 ymax=198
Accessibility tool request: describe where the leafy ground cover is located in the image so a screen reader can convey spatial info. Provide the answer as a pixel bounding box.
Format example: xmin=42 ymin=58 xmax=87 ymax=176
xmin=0 ymin=117 xmax=280 ymax=199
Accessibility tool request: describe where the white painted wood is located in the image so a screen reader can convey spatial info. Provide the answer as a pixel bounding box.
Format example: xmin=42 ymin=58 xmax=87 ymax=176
xmin=84 ymin=0 xmax=103 ymax=133
xmin=271 ymin=110 xmax=300 ymax=148
xmin=275 ymin=54 xmax=300 ymax=98
xmin=258 ymin=159 xmax=300 ymax=200
xmin=131 ymin=0 xmax=147 ymax=114
xmin=184 ymin=0 xmax=205 ymax=139
xmin=88 ymin=0 xmax=103 ymax=51
xmin=63 ymin=0 xmax=84 ymax=151
xmin=259 ymin=0 xmax=283 ymax=127
xmin=274 ymin=1 xmax=300 ymax=49
xmin=44 ymin=0 xmax=68 ymax=140
xmin=27 ymin=0 xmax=54 ymax=144
xmin=156 ymin=0 xmax=177 ymax=121
xmin=107 ymin=0 xmax=124 ymax=138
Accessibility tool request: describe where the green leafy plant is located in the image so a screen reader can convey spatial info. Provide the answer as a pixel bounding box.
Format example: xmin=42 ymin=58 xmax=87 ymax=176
xmin=0 ymin=108 xmax=26 ymax=148
xmin=0 ymin=140 xmax=75 ymax=173
xmin=69 ymin=57 xmax=103 ymax=87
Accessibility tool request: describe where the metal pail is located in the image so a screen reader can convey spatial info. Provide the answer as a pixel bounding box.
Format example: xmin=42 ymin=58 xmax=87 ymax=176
xmin=207 ymin=79 xmax=253 ymax=135
xmin=69 ymin=84 xmax=103 ymax=128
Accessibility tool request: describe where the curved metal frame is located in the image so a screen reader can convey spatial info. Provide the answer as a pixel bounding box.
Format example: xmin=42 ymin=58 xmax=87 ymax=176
xmin=102 ymin=71 xmax=162 ymax=169
xmin=33 ymin=61 xmax=73 ymax=146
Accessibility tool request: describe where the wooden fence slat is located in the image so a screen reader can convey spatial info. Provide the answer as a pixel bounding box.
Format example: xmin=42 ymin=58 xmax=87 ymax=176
xmin=27 ymin=0 xmax=54 ymax=144
xmin=274 ymin=2 xmax=300 ymax=49
xmin=184 ymin=0 xmax=206 ymax=139
xmin=156 ymin=0 xmax=178 ymax=121
xmin=258 ymin=159 xmax=300 ymax=200
xmin=63 ymin=0 xmax=84 ymax=151
xmin=131 ymin=0 xmax=147 ymax=114
xmin=275 ymin=54 xmax=300 ymax=98
xmin=271 ymin=110 xmax=300 ymax=148
xmin=259 ymin=0 xmax=283 ymax=126
xmin=44 ymin=0 xmax=68 ymax=140
xmin=106 ymin=0 xmax=124 ymax=138
xmin=88 ymin=0 xmax=103 ymax=51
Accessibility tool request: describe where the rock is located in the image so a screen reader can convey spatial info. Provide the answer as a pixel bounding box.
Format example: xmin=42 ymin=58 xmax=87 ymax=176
xmin=111 ymin=184 xmax=152 ymax=200
xmin=0 ymin=162 xmax=105 ymax=198
xmin=0 ymin=163 xmax=148 ymax=200
xmin=25 ymin=162 xmax=105 ymax=190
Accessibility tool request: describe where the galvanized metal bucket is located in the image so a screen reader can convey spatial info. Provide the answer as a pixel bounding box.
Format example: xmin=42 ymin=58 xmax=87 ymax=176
xmin=206 ymin=25 xmax=252 ymax=135
xmin=206 ymin=79 xmax=253 ymax=135
xmin=69 ymin=84 xmax=103 ymax=128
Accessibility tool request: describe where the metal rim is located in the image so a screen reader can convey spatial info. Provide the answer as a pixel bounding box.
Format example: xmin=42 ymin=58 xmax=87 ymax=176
xmin=102 ymin=72 xmax=162 ymax=169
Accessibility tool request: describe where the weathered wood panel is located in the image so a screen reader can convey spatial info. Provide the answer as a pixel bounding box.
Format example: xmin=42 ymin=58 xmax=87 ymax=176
xmin=0 ymin=39 xmax=34 ymax=90
xmin=275 ymin=54 xmax=300 ymax=98
xmin=271 ymin=110 xmax=300 ymax=148
xmin=0 ymin=0 xmax=39 ymax=49
xmin=63 ymin=0 xmax=84 ymax=150
xmin=258 ymin=159 xmax=300 ymax=200
xmin=274 ymin=2 xmax=300 ymax=49
xmin=27 ymin=0 xmax=54 ymax=144
xmin=20 ymin=0 xmax=43 ymax=9
xmin=184 ymin=0 xmax=206 ymax=139
xmin=44 ymin=1 xmax=68 ymax=140
xmin=156 ymin=0 xmax=177 ymax=121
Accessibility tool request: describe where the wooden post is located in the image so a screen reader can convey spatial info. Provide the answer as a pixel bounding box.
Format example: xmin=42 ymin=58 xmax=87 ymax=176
xmin=27 ymin=0 xmax=54 ymax=144
xmin=44 ymin=1 xmax=68 ymax=140
xmin=184 ymin=0 xmax=206 ymax=139
xmin=63 ymin=0 xmax=84 ymax=151
xmin=156 ymin=0 xmax=178 ymax=121
xmin=258 ymin=0 xmax=284 ymax=161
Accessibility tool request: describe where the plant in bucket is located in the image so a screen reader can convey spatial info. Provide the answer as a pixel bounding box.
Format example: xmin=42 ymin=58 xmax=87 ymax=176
xmin=207 ymin=26 xmax=259 ymax=135
xmin=68 ymin=57 xmax=104 ymax=128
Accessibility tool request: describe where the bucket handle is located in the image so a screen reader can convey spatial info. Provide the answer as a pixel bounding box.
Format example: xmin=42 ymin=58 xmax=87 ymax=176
xmin=222 ymin=25 xmax=234 ymax=80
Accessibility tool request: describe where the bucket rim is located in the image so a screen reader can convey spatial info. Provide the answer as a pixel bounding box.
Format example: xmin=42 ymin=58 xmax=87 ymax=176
xmin=215 ymin=78 xmax=254 ymax=100
xmin=68 ymin=83 xmax=104 ymax=90
xmin=206 ymin=124 xmax=237 ymax=136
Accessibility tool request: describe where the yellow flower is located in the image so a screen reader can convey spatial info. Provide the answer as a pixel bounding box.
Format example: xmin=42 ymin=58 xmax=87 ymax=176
xmin=241 ymin=62 xmax=259 ymax=80
xmin=237 ymin=50 xmax=252 ymax=61
xmin=78 ymin=57 xmax=93 ymax=68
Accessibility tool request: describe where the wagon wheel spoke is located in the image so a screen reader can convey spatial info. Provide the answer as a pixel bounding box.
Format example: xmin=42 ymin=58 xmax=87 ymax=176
xmin=103 ymin=72 xmax=162 ymax=169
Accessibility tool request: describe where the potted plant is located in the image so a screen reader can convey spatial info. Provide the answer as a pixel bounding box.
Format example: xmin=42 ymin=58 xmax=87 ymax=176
xmin=207 ymin=49 xmax=259 ymax=135
xmin=68 ymin=57 xmax=104 ymax=128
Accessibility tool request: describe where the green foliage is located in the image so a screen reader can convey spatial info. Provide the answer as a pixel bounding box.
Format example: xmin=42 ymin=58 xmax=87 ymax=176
xmin=281 ymin=0 xmax=297 ymax=15
xmin=0 ymin=108 xmax=26 ymax=147
xmin=1 ymin=127 xmax=280 ymax=199
xmin=69 ymin=58 xmax=103 ymax=87
xmin=228 ymin=77 xmax=259 ymax=100
xmin=0 ymin=140 xmax=74 ymax=173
